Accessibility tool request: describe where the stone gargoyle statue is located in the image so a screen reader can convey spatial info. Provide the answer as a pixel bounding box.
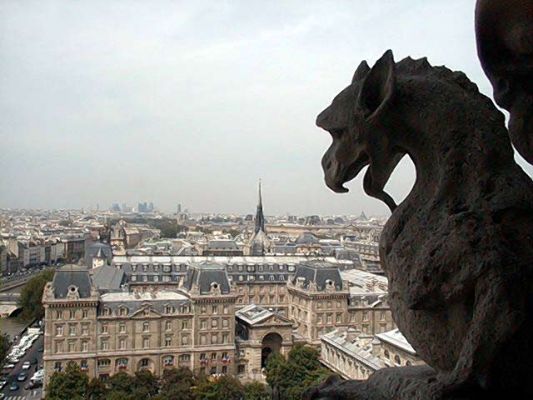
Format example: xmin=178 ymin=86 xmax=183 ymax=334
xmin=475 ymin=0 xmax=533 ymax=164
xmin=309 ymin=50 xmax=533 ymax=399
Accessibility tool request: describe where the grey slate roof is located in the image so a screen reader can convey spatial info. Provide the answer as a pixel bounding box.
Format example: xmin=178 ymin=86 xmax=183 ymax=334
xmin=207 ymin=240 xmax=239 ymax=250
xmin=85 ymin=242 xmax=112 ymax=266
xmin=183 ymin=263 xmax=231 ymax=295
xmin=53 ymin=266 xmax=93 ymax=299
xmin=91 ymin=264 xmax=125 ymax=291
xmin=295 ymin=232 xmax=319 ymax=245
xmin=292 ymin=263 xmax=343 ymax=291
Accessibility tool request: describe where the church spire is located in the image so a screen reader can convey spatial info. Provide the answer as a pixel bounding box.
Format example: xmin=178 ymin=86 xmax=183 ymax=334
xmin=255 ymin=179 xmax=265 ymax=234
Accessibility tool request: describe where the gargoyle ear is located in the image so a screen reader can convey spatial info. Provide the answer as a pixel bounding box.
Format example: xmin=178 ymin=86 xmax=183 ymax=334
xmin=357 ymin=50 xmax=395 ymax=120
xmin=352 ymin=60 xmax=370 ymax=83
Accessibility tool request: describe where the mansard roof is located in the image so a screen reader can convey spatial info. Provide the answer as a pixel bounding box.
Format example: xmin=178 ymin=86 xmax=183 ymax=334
xmin=292 ymin=262 xmax=343 ymax=291
xmin=52 ymin=266 xmax=93 ymax=299
xmin=182 ymin=262 xmax=231 ymax=295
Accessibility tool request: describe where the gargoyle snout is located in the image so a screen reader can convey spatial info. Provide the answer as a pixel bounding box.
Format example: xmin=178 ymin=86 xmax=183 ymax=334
xmin=316 ymin=108 xmax=331 ymax=130
xmin=322 ymin=151 xmax=349 ymax=194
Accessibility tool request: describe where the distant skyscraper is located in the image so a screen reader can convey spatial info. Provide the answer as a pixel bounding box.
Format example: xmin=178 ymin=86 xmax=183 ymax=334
xmin=177 ymin=203 xmax=182 ymax=213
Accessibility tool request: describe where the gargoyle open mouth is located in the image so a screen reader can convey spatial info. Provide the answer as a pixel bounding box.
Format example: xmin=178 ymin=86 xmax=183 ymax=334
xmin=322 ymin=143 xmax=369 ymax=193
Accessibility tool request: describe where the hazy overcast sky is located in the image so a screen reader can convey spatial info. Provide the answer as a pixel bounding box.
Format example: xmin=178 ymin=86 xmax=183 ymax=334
xmin=1 ymin=0 xmax=531 ymax=215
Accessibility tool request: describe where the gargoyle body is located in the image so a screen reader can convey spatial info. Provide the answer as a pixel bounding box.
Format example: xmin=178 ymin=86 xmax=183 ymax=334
xmin=476 ymin=0 xmax=533 ymax=164
xmin=315 ymin=50 xmax=533 ymax=398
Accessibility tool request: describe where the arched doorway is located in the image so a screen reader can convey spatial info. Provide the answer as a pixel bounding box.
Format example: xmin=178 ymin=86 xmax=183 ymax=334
xmin=261 ymin=332 xmax=282 ymax=368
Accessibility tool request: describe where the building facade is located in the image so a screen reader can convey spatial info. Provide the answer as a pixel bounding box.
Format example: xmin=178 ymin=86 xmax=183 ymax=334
xmin=42 ymin=258 xmax=398 ymax=389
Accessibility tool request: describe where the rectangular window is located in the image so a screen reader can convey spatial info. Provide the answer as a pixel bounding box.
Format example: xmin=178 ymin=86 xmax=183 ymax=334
xmin=222 ymin=333 xmax=229 ymax=344
xmin=143 ymin=337 xmax=150 ymax=349
xmin=69 ymin=310 xmax=75 ymax=320
xmin=68 ymin=341 xmax=75 ymax=352
xmin=212 ymin=305 xmax=218 ymax=314
xmin=211 ymin=334 xmax=218 ymax=345
xmin=69 ymin=325 xmax=76 ymax=336
xmin=181 ymin=320 xmax=189 ymax=329
xmin=165 ymin=320 xmax=172 ymax=331
xmin=56 ymin=310 xmax=63 ymax=319
xmin=119 ymin=338 xmax=126 ymax=350
xmin=100 ymin=339 xmax=109 ymax=350
xmin=143 ymin=322 xmax=150 ymax=332
xmin=221 ymin=365 xmax=227 ymax=374
xmin=119 ymin=323 xmax=126 ymax=334
xmin=82 ymin=341 xmax=89 ymax=352
xmin=82 ymin=309 xmax=88 ymax=319
xmin=211 ymin=319 xmax=218 ymax=328
xmin=181 ymin=335 xmax=189 ymax=345
xmin=200 ymin=335 xmax=207 ymax=345
xmin=200 ymin=319 xmax=207 ymax=329
xmin=55 ymin=325 xmax=64 ymax=336
xmin=222 ymin=319 xmax=229 ymax=328
xmin=101 ymin=324 xmax=108 ymax=334
xmin=165 ymin=336 xmax=172 ymax=347
xmin=97 ymin=359 xmax=110 ymax=367
xmin=55 ymin=341 xmax=64 ymax=353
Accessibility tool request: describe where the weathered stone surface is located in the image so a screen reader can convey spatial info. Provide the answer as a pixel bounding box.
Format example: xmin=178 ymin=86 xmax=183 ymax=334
xmin=475 ymin=0 xmax=533 ymax=164
xmin=314 ymin=50 xmax=533 ymax=398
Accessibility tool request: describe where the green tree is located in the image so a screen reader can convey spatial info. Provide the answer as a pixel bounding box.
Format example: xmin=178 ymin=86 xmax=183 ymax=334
xmin=157 ymin=367 xmax=195 ymax=400
xmin=194 ymin=375 xmax=244 ymax=400
xmin=244 ymin=381 xmax=270 ymax=400
xmin=87 ymin=377 xmax=107 ymax=400
xmin=265 ymin=352 xmax=287 ymax=400
xmin=46 ymin=362 xmax=89 ymax=400
xmin=107 ymin=371 xmax=136 ymax=398
xmin=0 ymin=334 xmax=10 ymax=366
xmin=132 ymin=369 xmax=159 ymax=398
xmin=18 ymin=269 xmax=54 ymax=320
xmin=265 ymin=345 xmax=331 ymax=400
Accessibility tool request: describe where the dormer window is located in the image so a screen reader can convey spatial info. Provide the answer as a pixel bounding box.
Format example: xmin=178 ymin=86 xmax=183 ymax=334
xmin=102 ymin=307 xmax=111 ymax=316
xmin=119 ymin=307 xmax=128 ymax=316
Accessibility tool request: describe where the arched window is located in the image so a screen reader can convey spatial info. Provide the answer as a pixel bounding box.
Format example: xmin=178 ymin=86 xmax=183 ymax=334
xmin=163 ymin=355 xmax=174 ymax=367
xmin=116 ymin=358 xmax=128 ymax=370
xmin=394 ymin=355 xmax=401 ymax=365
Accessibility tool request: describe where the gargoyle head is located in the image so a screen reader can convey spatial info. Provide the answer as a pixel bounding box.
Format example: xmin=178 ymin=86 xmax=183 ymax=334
xmin=316 ymin=50 xmax=404 ymax=212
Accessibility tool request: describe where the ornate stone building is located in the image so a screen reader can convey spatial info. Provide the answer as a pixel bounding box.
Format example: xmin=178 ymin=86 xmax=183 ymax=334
xmin=320 ymin=327 xmax=425 ymax=381
xmin=42 ymin=259 xmax=397 ymax=389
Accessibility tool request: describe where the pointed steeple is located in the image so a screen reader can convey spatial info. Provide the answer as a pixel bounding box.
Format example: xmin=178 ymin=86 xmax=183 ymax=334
xmin=254 ymin=179 xmax=265 ymax=234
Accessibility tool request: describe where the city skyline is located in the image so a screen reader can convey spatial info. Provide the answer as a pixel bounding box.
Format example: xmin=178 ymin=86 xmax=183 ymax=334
xmin=1 ymin=1 xmax=532 ymax=215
